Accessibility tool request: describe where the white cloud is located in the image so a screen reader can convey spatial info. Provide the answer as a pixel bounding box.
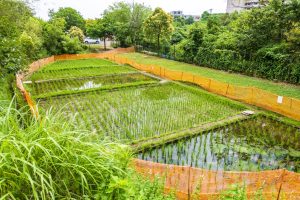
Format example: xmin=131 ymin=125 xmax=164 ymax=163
xmin=33 ymin=0 xmax=228 ymax=20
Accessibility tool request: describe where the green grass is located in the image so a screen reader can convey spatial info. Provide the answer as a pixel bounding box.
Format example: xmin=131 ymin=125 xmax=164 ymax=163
xmin=40 ymin=58 xmax=117 ymax=71
xmin=25 ymin=73 xmax=157 ymax=98
xmin=28 ymin=65 xmax=136 ymax=81
xmin=119 ymin=53 xmax=300 ymax=99
xmin=39 ymin=82 xmax=246 ymax=142
xmin=0 ymin=102 xmax=174 ymax=200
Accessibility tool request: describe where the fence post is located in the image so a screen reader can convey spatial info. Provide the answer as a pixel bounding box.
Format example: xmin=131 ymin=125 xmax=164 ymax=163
xmin=181 ymin=72 xmax=184 ymax=81
xmin=251 ymin=87 xmax=255 ymax=104
xmin=188 ymin=166 xmax=191 ymax=200
xmin=277 ymin=169 xmax=286 ymax=200
xmin=208 ymin=79 xmax=212 ymax=90
xmin=160 ymin=67 xmax=162 ymax=77
xmin=225 ymin=84 xmax=230 ymax=96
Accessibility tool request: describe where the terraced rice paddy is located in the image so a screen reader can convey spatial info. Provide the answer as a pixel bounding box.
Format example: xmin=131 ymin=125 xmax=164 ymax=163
xmin=138 ymin=116 xmax=300 ymax=172
xmin=40 ymin=58 xmax=119 ymax=71
xmin=39 ymin=83 xmax=245 ymax=142
xmin=27 ymin=58 xmax=300 ymax=174
xmin=29 ymin=65 xmax=136 ymax=81
xmin=25 ymin=73 xmax=157 ymax=98
xmin=26 ymin=58 xmax=135 ymax=81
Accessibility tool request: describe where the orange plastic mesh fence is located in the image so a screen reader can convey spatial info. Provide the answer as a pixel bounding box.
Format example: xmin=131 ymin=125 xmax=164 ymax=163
xmin=16 ymin=73 xmax=39 ymax=118
xmin=133 ymin=159 xmax=300 ymax=200
xmin=106 ymin=54 xmax=300 ymax=121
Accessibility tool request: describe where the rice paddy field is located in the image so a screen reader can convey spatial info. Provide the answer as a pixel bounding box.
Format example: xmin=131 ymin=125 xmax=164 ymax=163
xmin=26 ymin=58 xmax=136 ymax=81
xmin=40 ymin=59 xmax=116 ymax=71
xmin=138 ymin=116 xmax=300 ymax=172
xmin=25 ymin=73 xmax=157 ymax=98
xmin=28 ymin=58 xmax=300 ymax=174
xmin=39 ymin=83 xmax=245 ymax=142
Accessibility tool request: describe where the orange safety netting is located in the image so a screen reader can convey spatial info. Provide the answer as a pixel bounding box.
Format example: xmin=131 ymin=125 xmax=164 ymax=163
xmin=133 ymin=159 xmax=300 ymax=200
xmin=106 ymin=54 xmax=300 ymax=121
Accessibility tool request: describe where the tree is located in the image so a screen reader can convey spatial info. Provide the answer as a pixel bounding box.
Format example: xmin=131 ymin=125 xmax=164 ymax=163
xmin=69 ymin=26 xmax=85 ymax=43
xmin=43 ymin=18 xmax=83 ymax=55
xmin=185 ymin=16 xmax=195 ymax=25
xmin=176 ymin=23 xmax=205 ymax=62
xmin=0 ymin=0 xmax=32 ymax=74
xmin=86 ymin=19 xmax=113 ymax=50
xmin=42 ymin=18 xmax=66 ymax=55
xmin=201 ymin=11 xmax=210 ymax=21
xmin=143 ymin=8 xmax=174 ymax=53
xmin=128 ymin=3 xmax=152 ymax=45
xmin=102 ymin=2 xmax=151 ymax=47
xmin=103 ymin=2 xmax=131 ymax=47
xmin=286 ymin=23 xmax=300 ymax=49
xmin=173 ymin=16 xmax=186 ymax=27
xmin=50 ymin=7 xmax=85 ymax=31
xmin=19 ymin=17 xmax=44 ymax=60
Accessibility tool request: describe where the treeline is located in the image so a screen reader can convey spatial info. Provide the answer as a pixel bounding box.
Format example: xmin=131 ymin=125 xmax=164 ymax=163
xmin=2 ymin=0 xmax=300 ymax=84
xmin=0 ymin=0 xmax=173 ymax=75
xmin=166 ymin=0 xmax=300 ymax=84
xmin=0 ymin=1 xmax=87 ymax=75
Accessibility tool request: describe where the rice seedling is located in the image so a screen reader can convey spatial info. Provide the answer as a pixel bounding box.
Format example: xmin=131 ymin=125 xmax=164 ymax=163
xmin=25 ymin=73 xmax=157 ymax=98
xmin=138 ymin=116 xmax=300 ymax=172
xmin=28 ymin=65 xmax=136 ymax=81
xmin=40 ymin=58 xmax=118 ymax=71
xmin=39 ymin=83 xmax=245 ymax=142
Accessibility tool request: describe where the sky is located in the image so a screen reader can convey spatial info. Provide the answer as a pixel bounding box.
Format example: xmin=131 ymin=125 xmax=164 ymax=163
xmin=33 ymin=0 xmax=228 ymax=20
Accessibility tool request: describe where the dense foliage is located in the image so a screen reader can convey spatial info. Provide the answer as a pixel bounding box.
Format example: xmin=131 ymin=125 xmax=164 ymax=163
xmin=0 ymin=1 xmax=85 ymax=75
xmin=49 ymin=7 xmax=86 ymax=31
xmin=143 ymin=8 xmax=174 ymax=53
xmin=167 ymin=0 xmax=300 ymax=84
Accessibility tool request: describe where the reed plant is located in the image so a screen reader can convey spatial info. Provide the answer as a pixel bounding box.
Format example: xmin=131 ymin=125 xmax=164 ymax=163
xmin=0 ymin=102 xmax=173 ymax=200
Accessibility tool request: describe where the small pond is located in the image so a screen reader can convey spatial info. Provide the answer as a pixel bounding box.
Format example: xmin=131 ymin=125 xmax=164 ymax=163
xmin=138 ymin=116 xmax=300 ymax=172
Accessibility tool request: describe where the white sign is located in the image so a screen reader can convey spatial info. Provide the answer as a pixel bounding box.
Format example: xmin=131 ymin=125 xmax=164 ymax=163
xmin=277 ymin=96 xmax=283 ymax=104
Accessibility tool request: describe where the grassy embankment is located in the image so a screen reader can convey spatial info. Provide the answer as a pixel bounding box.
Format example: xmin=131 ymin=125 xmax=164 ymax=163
xmin=119 ymin=53 xmax=300 ymax=99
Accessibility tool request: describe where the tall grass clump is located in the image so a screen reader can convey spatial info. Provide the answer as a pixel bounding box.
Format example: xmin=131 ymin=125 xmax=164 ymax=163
xmin=0 ymin=102 xmax=173 ymax=200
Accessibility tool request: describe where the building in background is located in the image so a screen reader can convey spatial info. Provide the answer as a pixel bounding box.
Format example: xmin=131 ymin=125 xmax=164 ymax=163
xmin=226 ymin=0 xmax=268 ymax=13
xmin=170 ymin=11 xmax=201 ymax=22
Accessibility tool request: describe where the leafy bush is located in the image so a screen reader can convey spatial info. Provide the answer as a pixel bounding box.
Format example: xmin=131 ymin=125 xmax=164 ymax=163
xmin=62 ymin=35 xmax=83 ymax=54
xmin=69 ymin=26 xmax=85 ymax=43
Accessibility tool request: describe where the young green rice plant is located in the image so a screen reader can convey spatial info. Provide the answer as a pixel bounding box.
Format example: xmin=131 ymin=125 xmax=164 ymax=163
xmin=139 ymin=116 xmax=300 ymax=172
xmin=40 ymin=59 xmax=118 ymax=71
xmin=26 ymin=73 xmax=156 ymax=98
xmin=39 ymin=83 xmax=245 ymax=142
xmin=28 ymin=64 xmax=136 ymax=81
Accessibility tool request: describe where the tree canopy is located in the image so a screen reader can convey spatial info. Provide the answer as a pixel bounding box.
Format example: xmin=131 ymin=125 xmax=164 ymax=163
xmin=143 ymin=8 xmax=174 ymax=53
xmin=50 ymin=7 xmax=86 ymax=31
xmin=101 ymin=2 xmax=152 ymax=47
xmin=169 ymin=0 xmax=300 ymax=84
